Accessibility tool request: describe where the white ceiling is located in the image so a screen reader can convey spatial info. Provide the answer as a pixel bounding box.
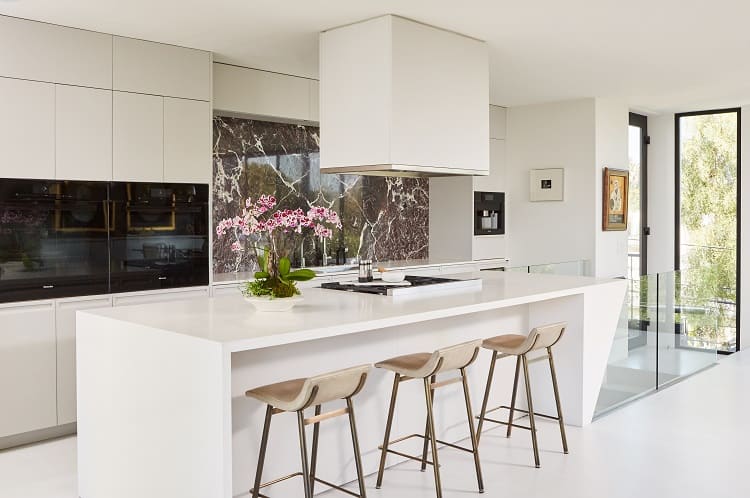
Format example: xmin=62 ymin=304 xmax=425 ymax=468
xmin=1 ymin=0 xmax=749 ymax=113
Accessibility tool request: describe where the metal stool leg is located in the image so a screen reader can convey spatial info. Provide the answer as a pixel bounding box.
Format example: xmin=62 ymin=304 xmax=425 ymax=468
xmin=476 ymin=352 xmax=497 ymax=445
xmin=346 ymin=397 xmax=368 ymax=498
xmin=506 ymin=356 xmax=521 ymax=438
xmin=521 ymin=354 xmax=540 ymax=468
xmin=548 ymin=347 xmax=569 ymax=454
xmin=460 ymin=367 xmax=484 ymax=493
xmin=308 ymin=405 xmax=322 ymax=494
xmin=376 ymin=373 xmax=401 ymax=489
xmin=423 ymin=377 xmax=443 ymax=498
xmin=251 ymin=405 xmax=273 ymax=498
xmin=297 ymin=410 xmax=313 ymax=498
xmin=421 ymin=374 xmax=436 ymax=471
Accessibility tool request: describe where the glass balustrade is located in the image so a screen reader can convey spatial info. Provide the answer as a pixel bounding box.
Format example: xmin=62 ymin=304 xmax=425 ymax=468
xmin=493 ymin=261 xmax=720 ymax=417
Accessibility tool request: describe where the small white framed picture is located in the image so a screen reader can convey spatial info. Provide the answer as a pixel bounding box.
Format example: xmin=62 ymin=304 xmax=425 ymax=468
xmin=529 ymin=168 xmax=564 ymax=202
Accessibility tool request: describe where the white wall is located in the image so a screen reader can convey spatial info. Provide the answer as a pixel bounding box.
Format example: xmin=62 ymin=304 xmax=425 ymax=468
xmin=594 ymin=99 xmax=630 ymax=278
xmin=505 ymin=97 xmax=628 ymax=276
xmin=506 ymin=98 xmax=597 ymax=270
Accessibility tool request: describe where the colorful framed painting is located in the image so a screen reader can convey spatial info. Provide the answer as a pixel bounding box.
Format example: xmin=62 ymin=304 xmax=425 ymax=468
xmin=602 ymin=167 xmax=629 ymax=231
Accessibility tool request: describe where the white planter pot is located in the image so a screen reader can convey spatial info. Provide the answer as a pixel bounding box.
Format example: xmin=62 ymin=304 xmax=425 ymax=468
xmin=243 ymin=295 xmax=304 ymax=312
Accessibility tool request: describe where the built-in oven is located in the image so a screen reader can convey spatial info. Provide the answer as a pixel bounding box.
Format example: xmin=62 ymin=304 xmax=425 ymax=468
xmin=0 ymin=179 xmax=110 ymax=302
xmin=108 ymin=182 xmax=209 ymax=293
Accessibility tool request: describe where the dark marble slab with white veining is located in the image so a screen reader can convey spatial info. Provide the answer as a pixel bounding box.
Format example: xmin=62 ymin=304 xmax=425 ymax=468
xmin=213 ymin=117 xmax=429 ymax=273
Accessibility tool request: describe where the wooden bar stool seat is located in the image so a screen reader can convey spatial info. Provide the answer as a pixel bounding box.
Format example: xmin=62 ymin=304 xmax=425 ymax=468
xmin=476 ymin=322 xmax=568 ymax=468
xmin=246 ymin=364 xmax=371 ymax=498
xmin=375 ymin=340 xmax=485 ymax=498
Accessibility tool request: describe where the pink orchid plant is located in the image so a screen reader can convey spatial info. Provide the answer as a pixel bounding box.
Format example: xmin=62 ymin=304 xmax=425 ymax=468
xmin=216 ymin=194 xmax=342 ymax=298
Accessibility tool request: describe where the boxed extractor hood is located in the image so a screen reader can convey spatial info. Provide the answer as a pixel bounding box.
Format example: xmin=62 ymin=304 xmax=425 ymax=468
xmin=319 ymin=15 xmax=489 ymax=177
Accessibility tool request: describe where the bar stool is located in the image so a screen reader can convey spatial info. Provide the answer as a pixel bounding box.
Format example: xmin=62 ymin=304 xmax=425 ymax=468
xmin=476 ymin=322 xmax=568 ymax=468
xmin=375 ymin=340 xmax=484 ymax=498
xmin=245 ymin=364 xmax=371 ymax=498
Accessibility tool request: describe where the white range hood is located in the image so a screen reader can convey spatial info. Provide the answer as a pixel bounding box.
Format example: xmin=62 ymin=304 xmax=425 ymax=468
xmin=319 ymin=15 xmax=489 ymax=177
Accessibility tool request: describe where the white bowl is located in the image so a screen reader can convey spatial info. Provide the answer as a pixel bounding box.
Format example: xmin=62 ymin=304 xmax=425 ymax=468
xmin=381 ymin=270 xmax=406 ymax=283
xmin=244 ymin=295 xmax=304 ymax=312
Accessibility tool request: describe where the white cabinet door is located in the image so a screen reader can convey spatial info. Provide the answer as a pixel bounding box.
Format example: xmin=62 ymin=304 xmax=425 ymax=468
xmin=56 ymin=85 xmax=113 ymax=181
xmin=0 ymin=77 xmax=55 ymax=180
xmin=297 ymin=277 xmax=331 ymax=289
xmin=55 ymin=296 xmax=113 ymax=425
xmin=473 ymin=139 xmax=506 ymax=193
xmin=401 ymin=266 xmax=442 ymax=277
xmin=440 ymin=263 xmax=480 ymax=275
xmin=473 ymin=235 xmax=507 ymax=261
xmin=308 ymin=80 xmax=320 ymax=122
xmin=112 ymin=287 xmax=209 ymax=307
xmin=212 ymin=64 xmax=310 ymax=121
xmin=489 ymin=106 xmax=507 ymax=140
xmin=0 ymin=301 xmax=56 ymax=438
xmin=0 ymin=16 xmax=112 ymax=88
xmin=113 ymin=36 xmax=210 ymax=101
xmin=113 ymin=92 xmax=164 ymax=182
xmin=212 ymin=284 xmax=243 ymax=297
xmin=164 ymin=98 xmax=211 ymax=183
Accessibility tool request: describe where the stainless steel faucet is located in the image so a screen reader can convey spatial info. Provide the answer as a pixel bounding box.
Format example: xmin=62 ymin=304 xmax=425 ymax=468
xmin=322 ymin=238 xmax=330 ymax=266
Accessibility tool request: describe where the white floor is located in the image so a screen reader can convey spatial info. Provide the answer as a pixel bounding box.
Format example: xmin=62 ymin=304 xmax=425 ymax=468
xmin=2 ymin=351 xmax=749 ymax=498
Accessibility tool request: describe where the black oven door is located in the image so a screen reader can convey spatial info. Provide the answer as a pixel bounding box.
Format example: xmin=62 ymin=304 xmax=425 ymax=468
xmin=108 ymin=182 xmax=209 ymax=293
xmin=0 ymin=180 xmax=110 ymax=303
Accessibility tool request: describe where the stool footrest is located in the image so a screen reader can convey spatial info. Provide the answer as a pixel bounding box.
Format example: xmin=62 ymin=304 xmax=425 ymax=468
xmin=251 ymin=472 xmax=364 ymax=498
xmin=478 ymin=404 xmax=561 ymax=422
xmin=313 ymin=476 xmax=364 ymax=498
xmin=378 ymin=432 xmax=475 ymax=462
xmin=478 ymin=416 xmax=533 ymax=431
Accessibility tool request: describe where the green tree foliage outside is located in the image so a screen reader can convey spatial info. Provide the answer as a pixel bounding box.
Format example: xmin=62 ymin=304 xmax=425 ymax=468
xmin=679 ymin=113 xmax=737 ymax=348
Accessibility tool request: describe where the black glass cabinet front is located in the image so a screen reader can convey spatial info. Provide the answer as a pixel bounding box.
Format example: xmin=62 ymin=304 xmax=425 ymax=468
xmin=0 ymin=179 xmax=209 ymax=303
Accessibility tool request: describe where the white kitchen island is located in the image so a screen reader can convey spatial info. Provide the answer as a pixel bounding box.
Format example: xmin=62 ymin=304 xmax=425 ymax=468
xmin=76 ymin=271 xmax=626 ymax=498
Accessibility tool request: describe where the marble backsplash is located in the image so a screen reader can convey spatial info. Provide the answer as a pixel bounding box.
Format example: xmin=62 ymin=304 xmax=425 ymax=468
xmin=213 ymin=116 xmax=429 ymax=273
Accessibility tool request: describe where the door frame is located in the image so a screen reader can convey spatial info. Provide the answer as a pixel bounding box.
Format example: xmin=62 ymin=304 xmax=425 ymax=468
xmin=674 ymin=107 xmax=741 ymax=353
xmin=629 ymin=112 xmax=649 ymax=276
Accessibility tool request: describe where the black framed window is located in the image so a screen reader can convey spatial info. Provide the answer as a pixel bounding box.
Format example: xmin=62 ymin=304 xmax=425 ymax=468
xmin=675 ymin=108 xmax=741 ymax=353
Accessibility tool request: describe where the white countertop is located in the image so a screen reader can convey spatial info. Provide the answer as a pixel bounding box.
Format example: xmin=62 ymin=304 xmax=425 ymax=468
xmin=212 ymin=257 xmax=508 ymax=284
xmin=83 ymin=271 xmax=620 ymax=353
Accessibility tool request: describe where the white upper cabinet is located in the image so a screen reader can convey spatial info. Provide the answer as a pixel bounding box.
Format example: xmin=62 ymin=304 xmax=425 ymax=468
xmin=0 ymin=16 xmax=112 ymax=88
xmin=474 ymin=138 xmax=506 ymax=193
xmin=213 ymin=63 xmax=312 ymax=121
xmin=164 ymin=97 xmax=211 ymax=183
xmin=113 ymin=92 xmax=164 ymax=182
xmin=320 ymin=15 xmax=489 ymax=176
xmin=308 ymin=80 xmax=320 ymax=122
xmin=490 ymin=106 xmax=507 ymax=140
xmin=113 ymin=36 xmax=210 ymax=101
xmin=0 ymin=77 xmax=55 ymax=180
xmin=56 ymin=85 xmax=113 ymax=181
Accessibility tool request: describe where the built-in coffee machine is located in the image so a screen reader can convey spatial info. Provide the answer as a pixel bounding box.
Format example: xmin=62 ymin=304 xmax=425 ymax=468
xmin=474 ymin=191 xmax=505 ymax=235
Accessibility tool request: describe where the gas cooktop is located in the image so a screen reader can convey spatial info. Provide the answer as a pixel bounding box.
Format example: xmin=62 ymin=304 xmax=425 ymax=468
xmin=320 ymin=275 xmax=482 ymax=297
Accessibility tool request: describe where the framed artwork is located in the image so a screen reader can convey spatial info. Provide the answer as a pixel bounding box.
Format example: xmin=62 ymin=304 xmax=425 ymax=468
xmin=529 ymin=168 xmax=564 ymax=201
xmin=602 ymin=167 xmax=629 ymax=231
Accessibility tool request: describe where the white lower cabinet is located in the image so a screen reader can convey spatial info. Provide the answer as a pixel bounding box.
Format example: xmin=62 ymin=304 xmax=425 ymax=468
xmin=441 ymin=263 xmax=480 ymax=275
xmin=112 ymin=287 xmax=209 ymax=307
xmin=212 ymin=284 xmax=242 ymax=297
xmin=0 ymin=301 xmax=57 ymax=438
xmin=55 ymin=296 xmax=113 ymax=425
xmin=401 ymin=266 xmax=442 ymax=277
